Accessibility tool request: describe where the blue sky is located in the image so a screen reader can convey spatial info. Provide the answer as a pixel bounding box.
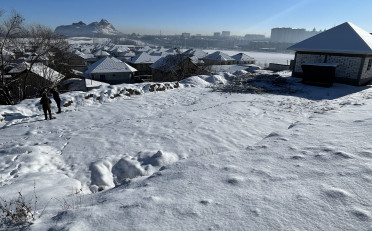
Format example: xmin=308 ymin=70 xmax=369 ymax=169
xmin=1 ymin=0 xmax=372 ymax=37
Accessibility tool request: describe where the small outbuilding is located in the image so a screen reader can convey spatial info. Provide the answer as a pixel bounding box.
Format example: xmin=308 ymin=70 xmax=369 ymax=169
xmin=202 ymin=51 xmax=236 ymax=65
xmin=231 ymin=53 xmax=255 ymax=64
xmin=288 ymin=22 xmax=372 ymax=86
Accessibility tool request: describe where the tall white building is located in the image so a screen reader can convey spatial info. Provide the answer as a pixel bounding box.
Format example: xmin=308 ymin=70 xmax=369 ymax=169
xmin=221 ymin=31 xmax=231 ymax=37
xmin=270 ymin=27 xmax=320 ymax=43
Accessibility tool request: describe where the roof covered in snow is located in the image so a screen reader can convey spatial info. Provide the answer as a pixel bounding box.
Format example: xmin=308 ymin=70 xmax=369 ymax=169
xmin=150 ymin=54 xmax=192 ymax=72
xmin=93 ymin=50 xmax=110 ymax=57
xmin=288 ymin=22 xmax=372 ymax=54
xmin=8 ymin=62 xmax=64 ymax=82
xmin=136 ymin=46 xmax=152 ymax=52
xmin=231 ymin=53 xmax=255 ymax=61
xmin=126 ymin=52 xmax=162 ymax=64
xmin=69 ymin=50 xmax=95 ymax=59
xmin=85 ymin=56 xmax=137 ymax=74
xmin=183 ymin=49 xmax=208 ymax=59
xmin=108 ymin=45 xmax=129 ymax=53
xmin=119 ymin=51 xmax=136 ymax=57
xmin=202 ymin=51 xmax=234 ymax=61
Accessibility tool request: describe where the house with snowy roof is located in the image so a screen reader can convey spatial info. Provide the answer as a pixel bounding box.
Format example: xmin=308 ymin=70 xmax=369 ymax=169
xmin=108 ymin=46 xmax=129 ymax=57
xmin=67 ymin=50 xmax=96 ymax=71
xmin=8 ymin=62 xmax=65 ymax=100
xmin=288 ymin=22 xmax=372 ymax=86
xmin=93 ymin=50 xmax=110 ymax=59
xmin=135 ymin=46 xmax=152 ymax=54
xmin=150 ymin=54 xmax=199 ymax=82
xmin=126 ymin=52 xmax=162 ymax=76
xmin=231 ymin=53 xmax=255 ymax=64
xmin=85 ymin=56 xmax=137 ymax=84
xmin=183 ymin=49 xmax=208 ymax=60
xmin=202 ymin=51 xmax=236 ymax=65
xmin=118 ymin=51 xmax=136 ymax=60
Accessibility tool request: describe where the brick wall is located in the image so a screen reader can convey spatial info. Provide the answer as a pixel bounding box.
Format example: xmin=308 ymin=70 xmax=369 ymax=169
xmin=361 ymin=58 xmax=372 ymax=80
xmin=327 ymin=55 xmax=361 ymax=79
xmin=294 ymin=53 xmax=326 ymax=72
xmin=294 ymin=53 xmax=362 ymax=80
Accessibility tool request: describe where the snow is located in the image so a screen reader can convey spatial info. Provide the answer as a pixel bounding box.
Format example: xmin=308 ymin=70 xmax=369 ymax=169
xmin=1 ymin=70 xmax=372 ymax=230
xmin=205 ymin=49 xmax=294 ymax=66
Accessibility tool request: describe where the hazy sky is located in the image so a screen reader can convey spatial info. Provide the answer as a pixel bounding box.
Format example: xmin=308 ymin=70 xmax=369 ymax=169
xmin=1 ymin=0 xmax=372 ymax=37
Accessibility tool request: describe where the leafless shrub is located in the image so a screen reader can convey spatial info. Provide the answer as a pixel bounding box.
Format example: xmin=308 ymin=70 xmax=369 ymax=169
xmin=0 ymin=192 xmax=35 ymax=228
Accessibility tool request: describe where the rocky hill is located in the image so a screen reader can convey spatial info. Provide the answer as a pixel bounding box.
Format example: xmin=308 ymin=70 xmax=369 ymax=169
xmin=54 ymin=19 xmax=122 ymax=37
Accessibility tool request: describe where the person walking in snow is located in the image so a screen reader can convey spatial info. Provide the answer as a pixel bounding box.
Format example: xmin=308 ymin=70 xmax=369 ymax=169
xmin=50 ymin=87 xmax=61 ymax=113
xmin=40 ymin=92 xmax=53 ymax=120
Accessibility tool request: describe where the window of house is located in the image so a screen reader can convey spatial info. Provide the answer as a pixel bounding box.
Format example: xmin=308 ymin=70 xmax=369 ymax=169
xmin=367 ymin=59 xmax=372 ymax=71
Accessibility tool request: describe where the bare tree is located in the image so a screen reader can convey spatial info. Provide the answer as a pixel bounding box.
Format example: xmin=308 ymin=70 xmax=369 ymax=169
xmin=1 ymin=10 xmax=70 ymax=104
xmin=19 ymin=24 xmax=70 ymax=100
xmin=0 ymin=10 xmax=25 ymax=105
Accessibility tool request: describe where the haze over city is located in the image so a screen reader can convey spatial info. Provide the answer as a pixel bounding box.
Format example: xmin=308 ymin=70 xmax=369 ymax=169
xmin=2 ymin=0 xmax=372 ymax=36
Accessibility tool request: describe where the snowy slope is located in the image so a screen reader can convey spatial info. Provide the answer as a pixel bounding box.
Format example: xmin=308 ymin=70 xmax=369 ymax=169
xmin=1 ymin=72 xmax=372 ymax=230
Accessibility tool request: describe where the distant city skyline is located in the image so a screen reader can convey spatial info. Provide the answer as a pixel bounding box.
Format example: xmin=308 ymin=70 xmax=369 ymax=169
xmin=1 ymin=0 xmax=372 ymax=37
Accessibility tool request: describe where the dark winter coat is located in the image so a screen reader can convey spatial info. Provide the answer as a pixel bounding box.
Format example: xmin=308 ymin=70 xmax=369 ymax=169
xmin=40 ymin=94 xmax=52 ymax=110
xmin=51 ymin=89 xmax=61 ymax=103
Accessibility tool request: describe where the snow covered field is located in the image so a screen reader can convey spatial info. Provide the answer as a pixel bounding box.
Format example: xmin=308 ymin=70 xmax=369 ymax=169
xmin=204 ymin=49 xmax=294 ymax=66
xmin=1 ymin=71 xmax=372 ymax=230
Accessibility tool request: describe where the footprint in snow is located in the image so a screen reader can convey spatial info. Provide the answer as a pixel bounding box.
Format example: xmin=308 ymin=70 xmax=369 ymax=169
xmin=323 ymin=187 xmax=351 ymax=202
xmin=334 ymin=151 xmax=354 ymax=159
xmin=358 ymin=151 xmax=372 ymax=159
xmin=226 ymin=175 xmax=245 ymax=186
xmin=350 ymin=208 xmax=370 ymax=221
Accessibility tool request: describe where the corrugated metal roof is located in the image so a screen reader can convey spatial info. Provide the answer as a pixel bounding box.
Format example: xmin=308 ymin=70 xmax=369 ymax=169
xmin=85 ymin=56 xmax=137 ymax=74
xmin=288 ymin=22 xmax=372 ymax=54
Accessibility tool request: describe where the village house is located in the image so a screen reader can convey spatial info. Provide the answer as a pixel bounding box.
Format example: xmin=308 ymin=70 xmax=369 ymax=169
xmin=150 ymin=54 xmax=199 ymax=82
xmin=134 ymin=46 xmax=152 ymax=54
xmin=202 ymin=51 xmax=236 ymax=65
xmin=108 ymin=46 xmax=129 ymax=57
xmin=183 ymin=49 xmax=208 ymax=64
xmin=288 ymin=22 xmax=372 ymax=86
xmin=231 ymin=53 xmax=255 ymax=64
xmin=85 ymin=56 xmax=137 ymax=84
xmin=93 ymin=49 xmax=110 ymax=59
xmin=126 ymin=52 xmax=162 ymax=76
xmin=67 ymin=50 xmax=96 ymax=72
xmin=7 ymin=62 xmax=65 ymax=100
xmin=118 ymin=51 xmax=136 ymax=61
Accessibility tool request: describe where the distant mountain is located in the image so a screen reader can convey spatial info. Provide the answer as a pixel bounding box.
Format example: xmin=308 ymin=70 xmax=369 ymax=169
xmin=54 ymin=19 xmax=122 ymax=37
